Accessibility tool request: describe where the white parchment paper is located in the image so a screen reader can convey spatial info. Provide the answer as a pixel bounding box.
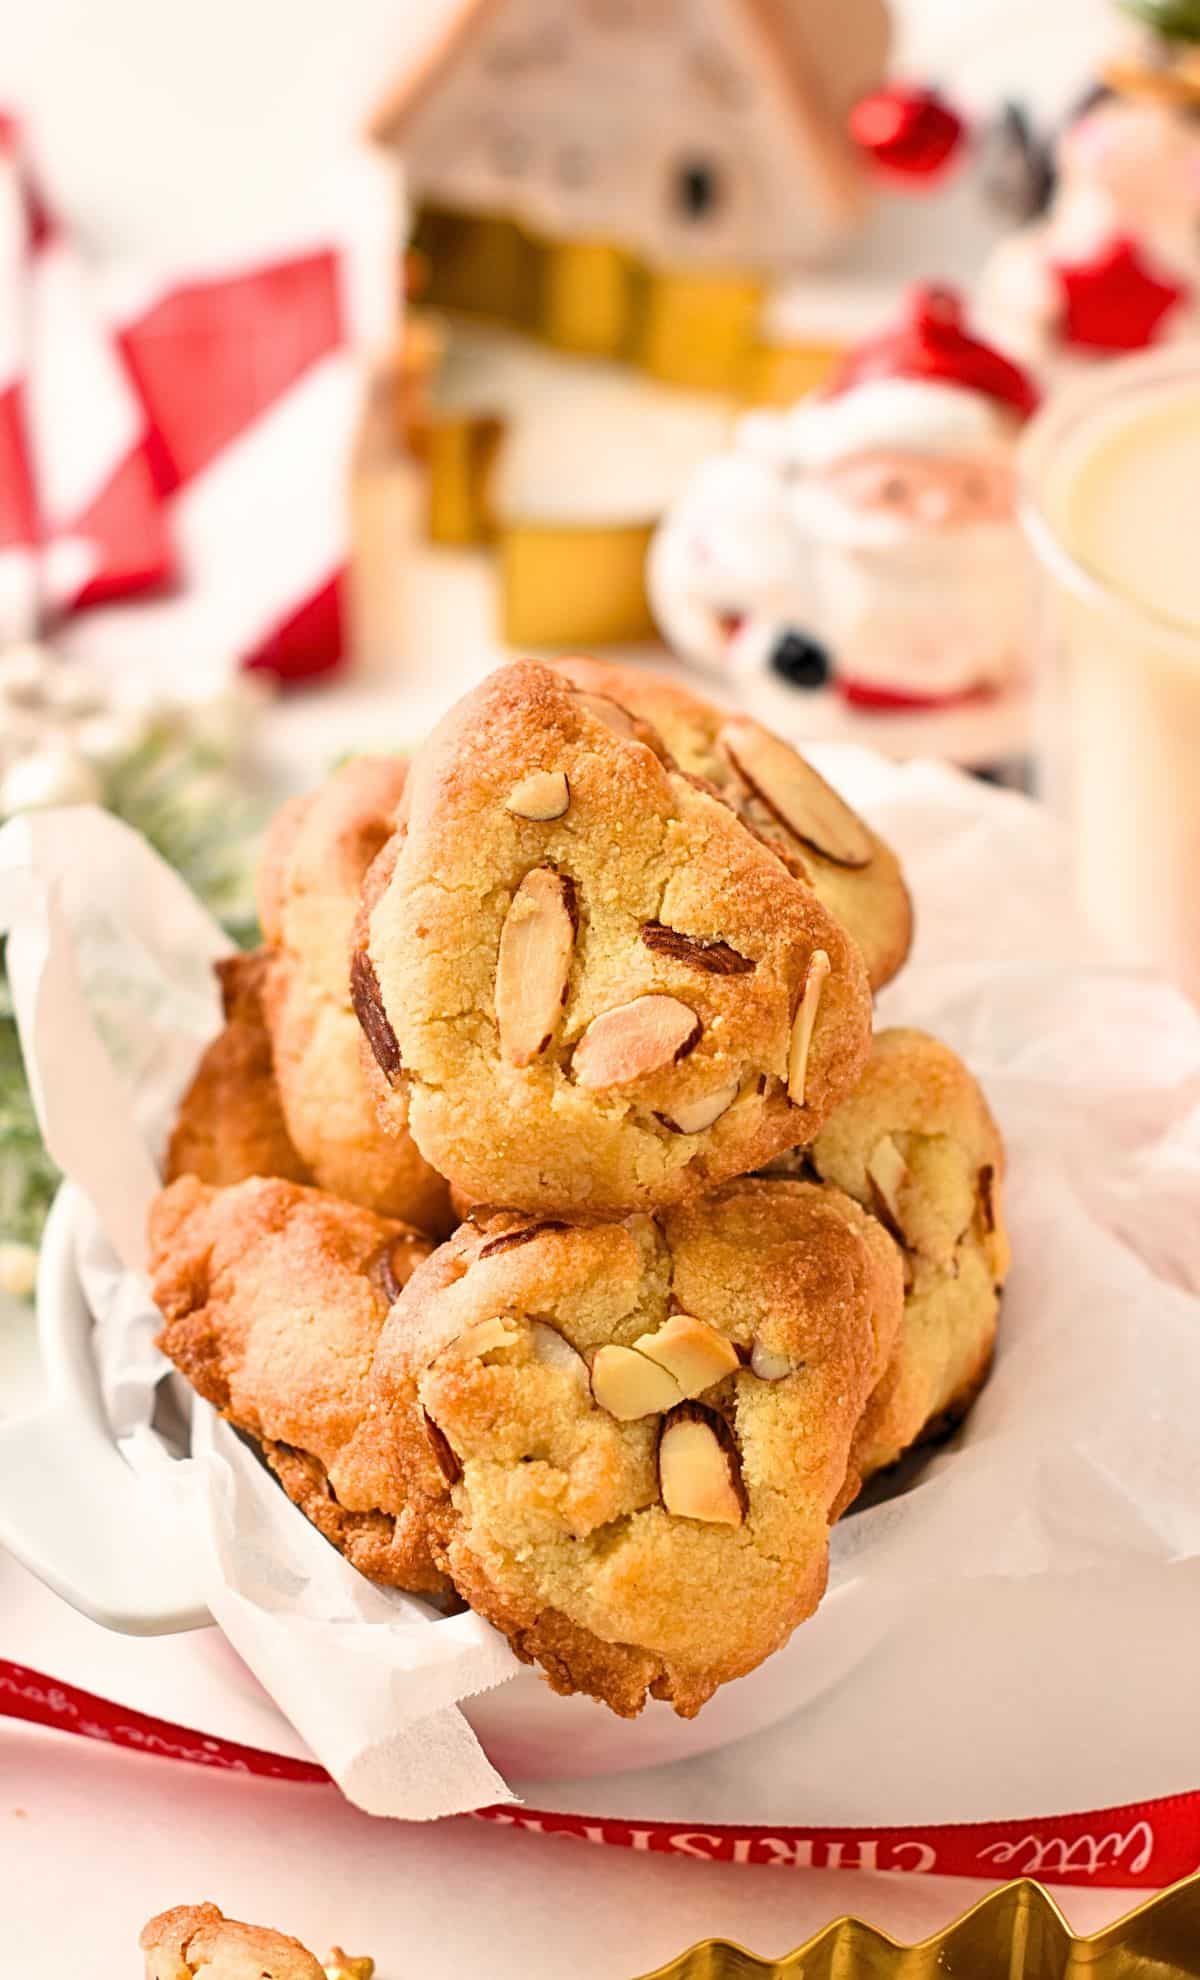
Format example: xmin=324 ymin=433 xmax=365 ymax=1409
xmin=1 ymin=762 xmax=1199 ymax=1824
xmin=0 ymin=810 xmax=515 ymax=1816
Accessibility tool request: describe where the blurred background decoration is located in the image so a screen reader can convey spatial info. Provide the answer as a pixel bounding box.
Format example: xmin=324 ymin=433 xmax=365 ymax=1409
xmin=364 ymin=0 xmax=1199 ymax=681
xmin=977 ymin=0 xmax=1200 ymax=368
xmin=650 ymin=285 xmax=1039 ymax=705
xmin=0 ymin=0 xmax=1161 ymax=701
xmin=2 ymin=0 xmax=1198 ymax=1284
xmin=0 ymin=115 xmax=362 ymax=685
xmin=370 ymin=0 xmax=956 ymax=648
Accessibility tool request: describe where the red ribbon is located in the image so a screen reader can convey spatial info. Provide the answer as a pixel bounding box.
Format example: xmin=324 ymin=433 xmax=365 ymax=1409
xmin=2 ymin=1657 xmax=1197 ymax=1886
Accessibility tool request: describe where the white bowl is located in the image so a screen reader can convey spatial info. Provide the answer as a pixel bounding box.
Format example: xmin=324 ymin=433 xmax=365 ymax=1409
xmin=0 ymin=1186 xmax=912 ymax=1782
xmin=465 ymin=1567 xmax=905 ymax=1781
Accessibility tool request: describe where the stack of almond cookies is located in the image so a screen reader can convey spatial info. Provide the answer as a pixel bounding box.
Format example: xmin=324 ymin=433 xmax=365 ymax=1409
xmin=150 ymin=660 xmax=1009 ymax=1719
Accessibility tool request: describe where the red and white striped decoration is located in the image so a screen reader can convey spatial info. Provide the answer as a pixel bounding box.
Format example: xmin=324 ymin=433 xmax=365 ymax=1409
xmin=0 ymin=113 xmax=172 ymax=636
xmin=81 ymin=248 xmax=357 ymax=682
xmin=0 ymin=119 xmax=40 ymax=643
xmin=0 ymin=111 xmax=362 ymax=682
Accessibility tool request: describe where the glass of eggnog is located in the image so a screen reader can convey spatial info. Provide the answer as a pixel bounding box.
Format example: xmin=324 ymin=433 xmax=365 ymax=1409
xmin=1020 ymin=346 xmax=1200 ymax=1001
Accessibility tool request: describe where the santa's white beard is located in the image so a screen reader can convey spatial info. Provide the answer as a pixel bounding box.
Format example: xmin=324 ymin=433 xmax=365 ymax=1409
xmin=802 ymin=500 xmax=1031 ymax=699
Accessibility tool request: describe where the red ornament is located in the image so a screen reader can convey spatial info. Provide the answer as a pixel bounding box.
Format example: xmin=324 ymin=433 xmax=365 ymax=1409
xmin=1052 ymin=236 xmax=1189 ymax=353
xmin=848 ymin=85 xmax=966 ymax=183
xmin=823 ymin=285 xmax=1040 ymax=423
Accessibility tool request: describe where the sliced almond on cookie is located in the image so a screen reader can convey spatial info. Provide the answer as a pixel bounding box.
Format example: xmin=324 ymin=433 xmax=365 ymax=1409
xmin=477 ymin=1219 xmax=569 ymax=1259
xmin=634 ymin=1314 xmax=740 ymax=1397
xmin=423 ymin=1410 xmax=462 ymax=1486
xmin=977 ymin=1162 xmax=997 ymax=1235
xmin=786 ymin=950 xmax=831 ymax=1107
xmin=454 ymin=1316 xmax=521 ymax=1358
xmin=658 ymin=1403 xmax=746 ymax=1526
xmin=573 ymin=691 xmax=638 ymax=739
xmin=370 ymin=1232 xmax=429 ymax=1304
xmin=866 ymin=1134 xmax=911 ymax=1243
xmin=505 ymin=770 xmax=570 ymax=821
xmin=591 ymin=1343 xmax=683 ymax=1420
xmin=656 ymin=1080 xmax=741 ymax=1135
xmin=720 ymin=720 xmax=873 ymax=869
xmin=568 ymin=686 xmax=673 ymax=762
xmin=351 ymin=947 xmax=402 ymax=1083
xmin=750 ymin=1339 xmax=794 ymax=1382
xmin=640 ymin=922 xmax=755 ymax=976
xmin=572 ymin=996 xmax=700 ymax=1089
xmin=529 ymin=1320 xmax=588 ymax=1385
xmin=496 ymin=867 xmax=577 ymax=1068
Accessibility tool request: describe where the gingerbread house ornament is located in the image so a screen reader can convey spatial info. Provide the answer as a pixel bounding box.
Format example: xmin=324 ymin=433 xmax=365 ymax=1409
xmin=373 ymin=0 xmax=892 ymax=286
xmin=369 ymin=0 xmax=895 ymax=649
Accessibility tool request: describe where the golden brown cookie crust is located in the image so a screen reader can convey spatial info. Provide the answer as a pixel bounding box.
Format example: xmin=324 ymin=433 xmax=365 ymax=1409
xmin=263 ymin=1440 xmax=438 ymax=1591
xmin=165 ymin=951 xmax=311 ymax=1191
xmin=558 ymin=657 xmax=913 ymax=992
xmin=362 ymin=661 xmax=872 ymax=1216
xmin=256 ymin=757 xmax=454 ymax=1236
xmin=369 ymin=1181 xmax=902 ymax=1716
xmin=149 ymin=1175 xmax=445 ymax=1594
xmin=807 ymin=1027 xmax=1009 ymax=1478
xmin=256 ymin=755 xmax=410 ymax=987
xmin=140 ymin=1902 xmax=325 ymax=1980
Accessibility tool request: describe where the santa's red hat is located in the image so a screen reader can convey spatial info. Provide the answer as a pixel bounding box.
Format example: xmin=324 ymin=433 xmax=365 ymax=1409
xmin=787 ymin=287 xmax=1040 ymax=468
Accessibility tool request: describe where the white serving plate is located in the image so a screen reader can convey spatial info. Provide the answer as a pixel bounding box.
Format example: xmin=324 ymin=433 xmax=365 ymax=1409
xmin=0 ymin=1186 xmax=912 ymax=1783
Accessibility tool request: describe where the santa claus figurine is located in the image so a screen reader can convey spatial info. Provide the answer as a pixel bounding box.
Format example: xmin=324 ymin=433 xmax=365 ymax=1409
xmin=645 ymin=447 xmax=810 ymax=678
xmin=779 ymin=286 xmax=1040 ymax=710
xmin=976 ymin=2 xmax=1200 ymax=372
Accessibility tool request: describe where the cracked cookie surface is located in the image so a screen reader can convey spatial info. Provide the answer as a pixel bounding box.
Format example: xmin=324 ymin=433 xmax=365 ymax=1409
xmin=257 ymin=755 xmax=453 ymax=1236
xmin=767 ymin=1027 xmax=1009 ymax=1476
xmin=559 ymin=657 xmax=912 ymax=991
xmin=360 ymin=661 xmax=872 ymax=1216
xmin=369 ymin=1180 xmax=902 ymax=1716
xmin=149 ymin=1174 xmax=444 ymax=1593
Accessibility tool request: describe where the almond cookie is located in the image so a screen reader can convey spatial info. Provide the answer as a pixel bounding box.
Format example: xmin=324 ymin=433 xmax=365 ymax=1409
xmin=558 ymin=657 xmax=912 ymax=990
xmin=369 ymin=1180 xmax=903 ymax=1716
xmin=257 ymin=755 xmax=454 ymax=1236
xmin=141 ymin=1904 xmax=327 ymax=1980
xmin=165 ymin=950 xmax=311 ymax=1189
xmin=358 ymin=661 xmax=872 ymax=1216
xmin=770 ymin=1027 xmax=1009 ymax=1477
xmin=149 ymin=1174 xmax=444 ymax=1593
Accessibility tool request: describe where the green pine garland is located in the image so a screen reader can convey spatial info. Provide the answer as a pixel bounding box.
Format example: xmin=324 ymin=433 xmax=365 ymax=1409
xmin=1120 ymin=0 xmax=1200 ymax=42
xmin=0 ymin=978 xmax=60 ymax=1249
xmin=0 ymin=719 xmax=264 ymax=1258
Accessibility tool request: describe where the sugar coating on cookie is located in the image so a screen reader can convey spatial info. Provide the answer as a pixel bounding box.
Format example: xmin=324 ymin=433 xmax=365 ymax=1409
xmin=149 ymin=1174 xmax=444 ymax=1593
xmin=165 ymin=951 xmax=311 ymax=1190
xmin=140 ymin=1903 xmax=326 ymax=1980
xmin=559 ymin=657 xmax=913 ymax=992
xmin=802 ymin=1026 xmax=1009 ymax=1476
xmin=369 ymin=1180 xmax=903 ymax=1716
xmin=257 ymin=755 xmax=454 ymax=1236
xmin=360 ymin=661 xmax=872 ymax=1216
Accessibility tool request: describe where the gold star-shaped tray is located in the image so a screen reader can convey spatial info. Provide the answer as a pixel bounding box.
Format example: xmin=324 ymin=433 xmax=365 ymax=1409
xmin=634 ymin=1871 xmax=1200 ymax=1978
